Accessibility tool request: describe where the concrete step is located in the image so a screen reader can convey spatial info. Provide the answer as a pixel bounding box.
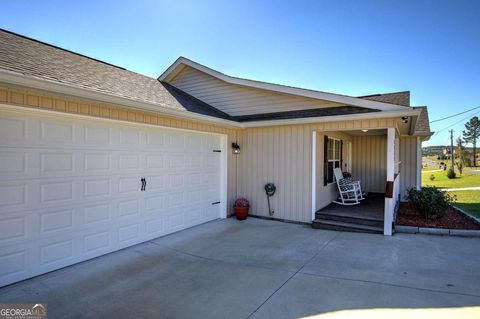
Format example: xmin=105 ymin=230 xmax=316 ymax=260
xmin=315 ymin=212 xmax=384 ymax=228
xmin=312 ymin=219 xmax=383 ymax=234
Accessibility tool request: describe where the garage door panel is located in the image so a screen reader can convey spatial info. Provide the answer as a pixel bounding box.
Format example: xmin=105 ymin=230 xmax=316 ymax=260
xmin=0 ymin=183 xmax=28 ymax=210
xmin=40 ymin=120 xmax=76 ymax=144
xmin=145 ymin=216 xmax=165 ymax=238
xmin=82 ymin=230 xmax=111 ymax=256
xmin=84 ymin=125 xmax=111 ymax=145
xmin=146 ymin=131 xmax=165 ymax=147
xmin=119 ymin=127 xmax=141 ymax=146
xmin=83 ymin=178 xmax=111 ymax=200
xmin=83 ymin=152 xmax=111 ymax=173
xmin=0 ymin=109 xmax=223 ymax=287
xmin=118 ymin=199 xmax=140 ymax=219
xmin=145 ymin=154 xmax=164 ymax=169
xmin=0 ymin=116 xmax=29 ymax=144
xmin=0 ymin=215 xmax=28 ymax=243
xmin=0 ymin=150 xmax=29 ymax=179
xmin=0 ymin=246 xmax=30 ymax=280
xmin=117 ymin=223 xmax=141 ymax=245
xmin=165 ymin=133 xmax=186 ymax=151
xmin=82 ymin=203 xmax=112 ymax=227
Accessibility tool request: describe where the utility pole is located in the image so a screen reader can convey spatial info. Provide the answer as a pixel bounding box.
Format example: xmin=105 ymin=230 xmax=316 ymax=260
xmin=449 ymin=129 xmax=454 ymax=169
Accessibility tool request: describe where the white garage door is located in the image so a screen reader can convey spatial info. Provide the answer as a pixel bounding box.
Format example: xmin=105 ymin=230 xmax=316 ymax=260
xmin=0 ymin=108 xmax=226 ymax=287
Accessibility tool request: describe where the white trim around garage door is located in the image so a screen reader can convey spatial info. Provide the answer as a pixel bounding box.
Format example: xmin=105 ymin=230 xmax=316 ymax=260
xmin=0 ymin=103 xmax=229 ymax=219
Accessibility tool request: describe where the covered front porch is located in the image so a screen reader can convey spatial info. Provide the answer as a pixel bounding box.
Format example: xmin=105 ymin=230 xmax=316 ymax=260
xmin=312 ymin=127 xmax=402 ymax=235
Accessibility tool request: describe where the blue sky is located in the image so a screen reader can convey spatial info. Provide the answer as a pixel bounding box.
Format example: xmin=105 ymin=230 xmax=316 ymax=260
xmin=2 ymin=0 xmax=479 ymax=146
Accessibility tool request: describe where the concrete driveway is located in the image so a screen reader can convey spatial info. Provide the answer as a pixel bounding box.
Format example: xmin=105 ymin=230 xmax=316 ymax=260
xmin=1 ymin=218 xmax=479 ymax=318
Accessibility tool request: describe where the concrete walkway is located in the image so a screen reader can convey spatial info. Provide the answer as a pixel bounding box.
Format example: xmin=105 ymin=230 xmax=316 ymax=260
xmin=1 ymin=218 xmax=479 ymax=318
xmin=443 ymin=186 xmax=480 ymax=191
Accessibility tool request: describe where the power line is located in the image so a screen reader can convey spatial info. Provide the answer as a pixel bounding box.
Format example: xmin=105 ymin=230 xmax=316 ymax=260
xmin=430 ymin=105 xmax=480 ymax=123
xmin=433 ymin=110 xmax=480 ymax=135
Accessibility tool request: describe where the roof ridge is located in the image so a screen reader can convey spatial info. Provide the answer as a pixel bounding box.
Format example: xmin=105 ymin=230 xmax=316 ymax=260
xmin=0 ymin=28 xmax=127 ymax=71
xmin=358 ymin=90 xmax=410 ymax=98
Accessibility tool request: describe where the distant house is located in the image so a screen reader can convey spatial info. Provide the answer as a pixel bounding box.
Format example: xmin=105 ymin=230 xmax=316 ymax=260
xmin=0 ymin=29 xmax=432 ymax=287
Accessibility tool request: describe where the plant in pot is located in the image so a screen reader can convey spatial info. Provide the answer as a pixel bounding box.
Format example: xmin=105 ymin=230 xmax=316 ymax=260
xmin=234 ymin=197 xmax=250 ymax=220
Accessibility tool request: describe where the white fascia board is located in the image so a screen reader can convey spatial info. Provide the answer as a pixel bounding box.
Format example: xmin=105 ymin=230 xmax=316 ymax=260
xmin=0 ymin=69 xmax=421 ymax=131
xmin=0 ymin=69 xmax=243 ymax=129
xmin=243 ymin=109 xmax=422 ymax=128
xmin=159 ymin=57 xmax=412 ymax=112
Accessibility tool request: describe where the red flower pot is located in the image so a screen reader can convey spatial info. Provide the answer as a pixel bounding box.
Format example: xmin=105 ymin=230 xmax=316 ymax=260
xmin=234 ymin=206 xmax=249 ymax=220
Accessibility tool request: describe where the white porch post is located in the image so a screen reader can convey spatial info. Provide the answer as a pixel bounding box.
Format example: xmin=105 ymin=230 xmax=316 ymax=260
xmin=384 ymin=127 xmax=396 ymax=236
xmin=311 ymin=131 xmax=317 ymax=221
xmin=416 ymin=137 xmax=422 ymax=190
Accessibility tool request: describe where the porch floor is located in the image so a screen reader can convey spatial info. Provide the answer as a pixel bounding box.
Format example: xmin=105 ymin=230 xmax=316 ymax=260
xmin=313 ymin=193 xmax=385 ymax=233
xmin=319 ymin=193 xmax=385 ymax=220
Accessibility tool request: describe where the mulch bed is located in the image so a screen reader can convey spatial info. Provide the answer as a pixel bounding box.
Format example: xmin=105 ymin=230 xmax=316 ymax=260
xmin=397 ymin=203 xmax=480 ymax=230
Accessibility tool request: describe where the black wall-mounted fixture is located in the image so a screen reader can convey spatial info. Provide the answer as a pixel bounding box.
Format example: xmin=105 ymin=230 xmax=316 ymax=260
xmin=232 ymin=142 xmax=241 ymax=154
xmin=264 ymin=183 xmax=276 ymax=216
xmin=401 ymin=116 xmax=409 ymax=124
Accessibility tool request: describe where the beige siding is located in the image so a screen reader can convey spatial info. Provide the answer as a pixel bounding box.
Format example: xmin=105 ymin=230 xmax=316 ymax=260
xmin=237 ymin=119 xmax=398 ymax=223
xmin=237 ymin=125 xmax=313 ymax=222
xmin=315 ymin=132 xmax=353 ymax=210
xmin=352 ymin=135 xmax=387 ymax=193
xmin=0 ymin=85 xmax=240 ymax=215
xmin=169 ymin=66 xmax=343 ymax=116
xmin=400 ymin=136 xmax=419 ymax=200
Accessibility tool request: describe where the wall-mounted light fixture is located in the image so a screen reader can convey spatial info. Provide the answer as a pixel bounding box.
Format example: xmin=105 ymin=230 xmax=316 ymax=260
xmin=361 ymin=129 xmax=369 ymax=133
xmin=402 ymin=116 xmax=409 ymax=124
xmin=232 ymin=142 xmax=240 ymax=154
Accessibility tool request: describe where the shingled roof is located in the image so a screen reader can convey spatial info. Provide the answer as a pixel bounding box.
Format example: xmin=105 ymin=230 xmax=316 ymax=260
xmin=359 ymin=91 xmax=410 ymax=106
xmin=413 ymin=106 xmax=431 ymax=135
xmin=0 ymin=28 xmax=423 ymax=125
xmin=0 ymin=28 xmax=231 ymax=118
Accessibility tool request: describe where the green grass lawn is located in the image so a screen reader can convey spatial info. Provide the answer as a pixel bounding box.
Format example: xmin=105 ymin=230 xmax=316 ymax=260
xmin=449 ymin=190 xmax=480 ymax=219
xmin=422 ymin=170 xmax=480 ymax=188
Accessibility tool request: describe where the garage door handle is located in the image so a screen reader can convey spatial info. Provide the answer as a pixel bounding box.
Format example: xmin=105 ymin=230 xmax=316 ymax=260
xmin=144 ymin=178 xmax=147 ymax=191
xmin=140 ymin=178 xmax=146 ymax=191
xmin=211 ymin=201 xmax=221 ymax=205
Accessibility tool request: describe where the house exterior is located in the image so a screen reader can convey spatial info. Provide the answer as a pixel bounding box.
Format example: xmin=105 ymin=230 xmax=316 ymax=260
xmin=0 ymin=29 xmax=431 ymax=287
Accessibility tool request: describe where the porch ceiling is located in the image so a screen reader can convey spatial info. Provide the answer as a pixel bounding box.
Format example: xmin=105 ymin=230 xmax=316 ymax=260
xmin=343 ymin=129 xmax=387 ymax=136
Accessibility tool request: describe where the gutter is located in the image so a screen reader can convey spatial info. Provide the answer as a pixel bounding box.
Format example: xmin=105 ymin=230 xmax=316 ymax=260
xmin=0 ymin=69 xmax=243 ymax=129
xmin=0 ymin=69 xmax=422 ymax=130
xmin=242 ymin=108 xmax=422 ymax=128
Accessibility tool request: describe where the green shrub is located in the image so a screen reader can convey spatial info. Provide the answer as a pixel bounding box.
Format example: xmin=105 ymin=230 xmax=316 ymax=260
xmin=429 ymin=174 xmax=435 ymax=181
xmin=407 ymin=187 xmax=456 ymax=219
xmin=447 ymin=168 xmax=456 ymax=179
xmin=464 ymin=157 xmax=472 ymax=167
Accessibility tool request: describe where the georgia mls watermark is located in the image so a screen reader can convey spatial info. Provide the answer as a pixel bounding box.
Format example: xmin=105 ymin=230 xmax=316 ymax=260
xmin=0 ymin=304 xmax=47 ymax=319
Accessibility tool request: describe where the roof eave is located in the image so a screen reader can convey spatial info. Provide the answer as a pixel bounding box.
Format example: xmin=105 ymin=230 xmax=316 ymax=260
xmin=0 ymin=69 xmax=243 ymax=129
xmin=0 ymin=69 xmax=422 ymax=130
